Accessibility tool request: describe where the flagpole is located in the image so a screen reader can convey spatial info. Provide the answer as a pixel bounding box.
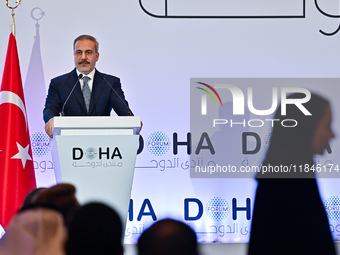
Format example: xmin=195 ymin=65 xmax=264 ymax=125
xmin=6 ymin=0 xmax=22 ymax=36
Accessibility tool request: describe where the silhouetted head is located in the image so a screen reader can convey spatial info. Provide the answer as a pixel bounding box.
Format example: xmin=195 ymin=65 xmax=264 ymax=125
xmin=66 ymin=202 xmax=123 ymax=255
xmin=21 ymin=187 xmax=47 ymax=208
xmin=266 ymin=93 xmax=334 ymax=160
xmin=138 ymin=219 xmax=199 ymax=255
xmin=34 ymin=183 xmax=80 ymax=225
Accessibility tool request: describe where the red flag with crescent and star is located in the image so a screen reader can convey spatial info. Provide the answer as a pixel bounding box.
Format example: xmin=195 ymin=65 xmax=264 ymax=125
xmin=0 ymin=33 xmax=36 ymax=228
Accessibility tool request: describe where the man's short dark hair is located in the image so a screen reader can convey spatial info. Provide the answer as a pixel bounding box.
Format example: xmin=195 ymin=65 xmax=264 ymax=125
xmin=33 ymin=183 xmax=80 ymax=225
xmin=67 ymin=202 xmax=123 ymax=255
xmin=73 ymin=35 xmax=99 ymax=53
xmin=138 ymin=218 xmax=199 ymax=255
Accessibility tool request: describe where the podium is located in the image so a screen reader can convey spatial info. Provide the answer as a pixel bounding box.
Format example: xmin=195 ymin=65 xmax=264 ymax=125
xmin=51 ymin=116 xmax=140 ymax=231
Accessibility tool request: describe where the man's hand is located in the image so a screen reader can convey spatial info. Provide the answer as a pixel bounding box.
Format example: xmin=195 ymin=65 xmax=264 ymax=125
xmin=45 ymin=118 xmax=54 ymax=138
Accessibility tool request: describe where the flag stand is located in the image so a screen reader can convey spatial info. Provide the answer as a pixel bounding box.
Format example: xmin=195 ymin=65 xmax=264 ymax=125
xmin=6 ymin=0 xmax=22 ymax=36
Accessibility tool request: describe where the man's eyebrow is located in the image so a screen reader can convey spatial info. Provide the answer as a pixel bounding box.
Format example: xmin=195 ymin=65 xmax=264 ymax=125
xmin=75 ymin=49 xmax=93 ymax=53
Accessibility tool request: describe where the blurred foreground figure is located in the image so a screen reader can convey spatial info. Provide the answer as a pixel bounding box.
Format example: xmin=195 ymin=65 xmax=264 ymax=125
xmin=66 ymin=202 xmax=123 ymax=255
xmin=138 ymin=219 xmax=199 ymax=255
xmin=21 ymin=188 xmax=47 ymax=208
xmin=0 ymin=207 xmax=66 ymax=255
xmin=248 ymin=93 xmax=336 ymax=255
xmin=34 ymin=183 xmax=80 ymax=225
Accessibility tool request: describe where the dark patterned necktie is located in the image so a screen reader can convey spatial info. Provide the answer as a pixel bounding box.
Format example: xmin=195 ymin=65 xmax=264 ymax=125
xmin=82 ymin=76 xmax=91 ymax=112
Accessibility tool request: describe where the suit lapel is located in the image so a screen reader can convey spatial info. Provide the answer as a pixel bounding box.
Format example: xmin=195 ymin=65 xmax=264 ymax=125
xmin=89 ymin=70 xmax=106 ymax=115
xmin=67 ymin=69 xmax=87 ymax=113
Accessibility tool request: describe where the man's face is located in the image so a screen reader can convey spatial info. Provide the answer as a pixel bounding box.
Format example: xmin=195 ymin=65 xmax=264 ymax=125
xmin=74 ymin=39 xmax=99 ymax=75
xmin=312 ymin=106 xmax=335 ymax=155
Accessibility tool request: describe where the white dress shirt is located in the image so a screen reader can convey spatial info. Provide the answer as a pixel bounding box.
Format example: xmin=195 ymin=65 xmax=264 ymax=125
xmin=76 ymin=68 xmax=96 ymax=91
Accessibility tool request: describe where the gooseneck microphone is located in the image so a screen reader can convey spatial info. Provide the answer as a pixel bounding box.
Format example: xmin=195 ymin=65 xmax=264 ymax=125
xmin=101 ymin=75 xmax=134 ymax=116
xmin=61 ymin=74 xmax=83 ymax=116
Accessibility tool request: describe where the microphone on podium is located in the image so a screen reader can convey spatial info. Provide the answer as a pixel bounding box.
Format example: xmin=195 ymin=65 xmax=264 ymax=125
xmin=61 ymin=74 xmax=83 ymax=116
xmin=101 ymin=75 xmax=134 ymax=116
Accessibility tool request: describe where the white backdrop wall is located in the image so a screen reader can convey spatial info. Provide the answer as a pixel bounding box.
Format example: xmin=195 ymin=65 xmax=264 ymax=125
xmin=1 ymin=0 xmax=340 ymax=244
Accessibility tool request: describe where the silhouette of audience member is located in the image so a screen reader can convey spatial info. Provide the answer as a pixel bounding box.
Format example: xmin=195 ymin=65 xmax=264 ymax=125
xmin=66 ymin=202 xmax=123 ymax=255
xmin=0 ymin=207 xmax=66 ymax=255
xmin=138 ymin=219 xmax=199 ymax=255
xmin=248 ymin=93 xmax=336 ymax=255
xmin=21 ymin=188 xmax=47 ymax=208
xmin=33 ymin=183 xmax=80 ymax=225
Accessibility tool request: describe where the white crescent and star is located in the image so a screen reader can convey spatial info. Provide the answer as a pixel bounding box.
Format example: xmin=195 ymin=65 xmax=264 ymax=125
xmin=0 ymin=90 xmax=28 ymax=130
xmin=11 ymin=142 xmax=32 ymax=168
xmin=0 ymin=91 xmax=31 ymax=167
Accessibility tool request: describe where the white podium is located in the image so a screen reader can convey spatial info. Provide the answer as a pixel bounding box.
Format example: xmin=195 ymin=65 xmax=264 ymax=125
xmin=51 ymin=116 xmax=140 ymax=231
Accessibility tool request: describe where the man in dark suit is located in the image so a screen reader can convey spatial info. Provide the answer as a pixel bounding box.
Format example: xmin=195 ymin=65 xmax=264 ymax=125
xmin=43 ymin=35 xmax=132 ymax=138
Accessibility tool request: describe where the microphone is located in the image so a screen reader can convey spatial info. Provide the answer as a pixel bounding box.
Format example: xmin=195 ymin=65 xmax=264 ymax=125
xmin=101 ymin=75 xmax=134 ymax=116
xmin=326 ymin=143 xmax=332 ymax=154
xmin=61 ymin=74 xmax=83 ymax=116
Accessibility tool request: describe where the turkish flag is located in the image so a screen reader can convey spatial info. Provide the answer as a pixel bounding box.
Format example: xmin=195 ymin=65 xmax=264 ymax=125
xmin=0 ymin=34 xmax=36 ymax=228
